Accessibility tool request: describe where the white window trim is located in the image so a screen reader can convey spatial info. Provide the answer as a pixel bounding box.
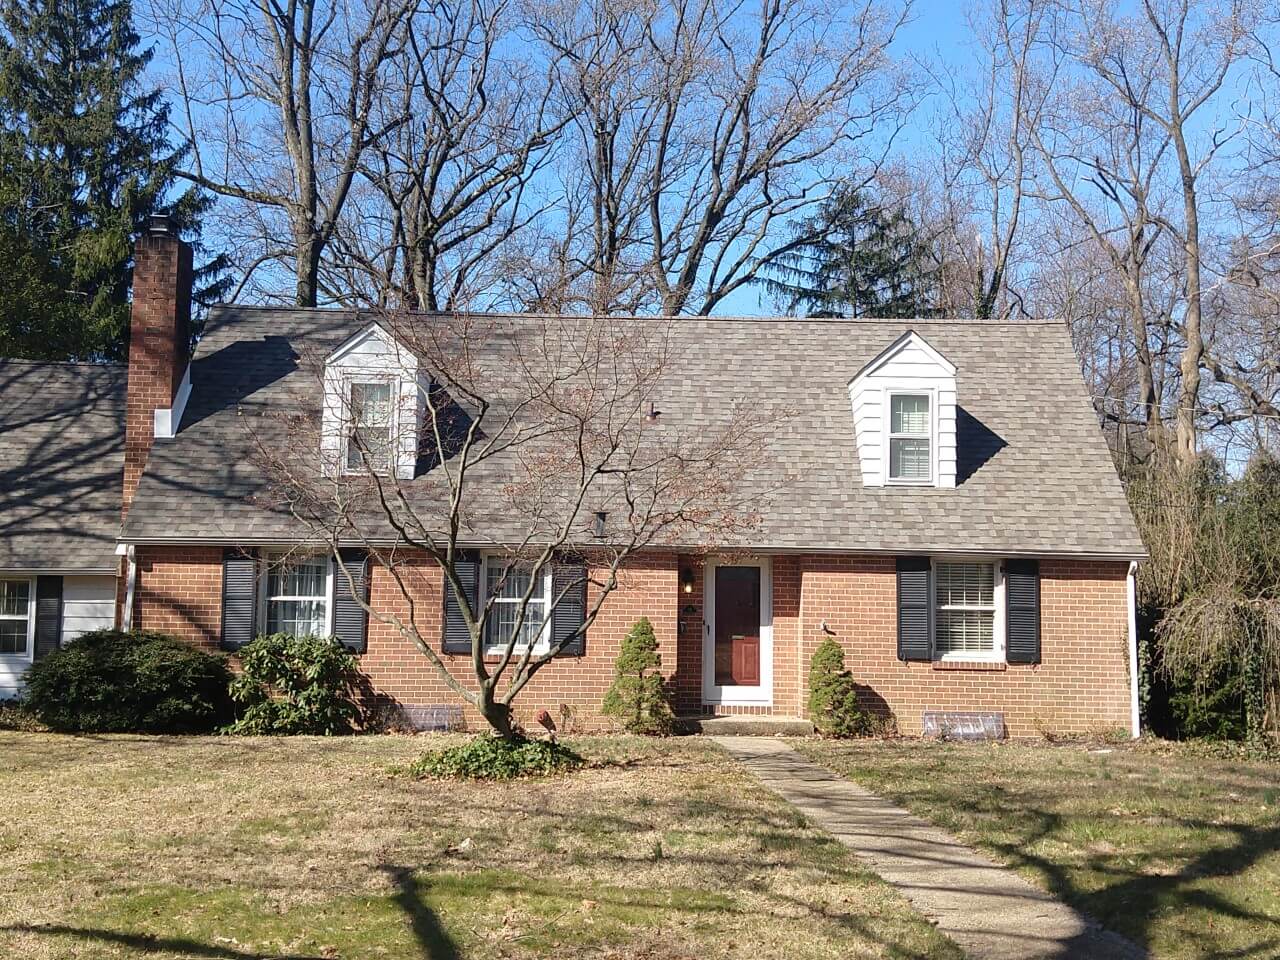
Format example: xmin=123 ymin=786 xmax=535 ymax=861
xmin=884 ymin=388 xmax=937 ymax=485
xmin=340 ymin=374 xmax=398 ymax=477
xmin=931 ymin=557 xmax=1005 ymax=663
xmin=481 ymin=554 xmax=553 ymax=656
xmin=701 ymin=555 xmax=774 ymax=707
xmin=0 ymin=577 xmax=36 ymax=662
xmin=258 ymin=553 xmax=334 ymax=638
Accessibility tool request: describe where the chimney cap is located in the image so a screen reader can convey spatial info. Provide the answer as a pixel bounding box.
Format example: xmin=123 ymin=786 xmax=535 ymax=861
xmin=146 ymin=213 xmax=179 ymax=238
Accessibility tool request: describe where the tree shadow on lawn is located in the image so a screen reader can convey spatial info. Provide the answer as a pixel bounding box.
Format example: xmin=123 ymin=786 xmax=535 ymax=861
xmin=3 ymin=866 xmax=463 ymax=960
xmin=957 ymin=794 xmax=1280 ymax=960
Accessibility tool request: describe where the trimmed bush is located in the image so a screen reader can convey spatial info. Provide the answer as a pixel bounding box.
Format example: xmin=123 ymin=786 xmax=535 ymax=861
xmin=22 ymin=629 xmax=233 ymax=733
xmin=226 ymin=633 xmax=359 ymax=735
xmin=407 ymin=735 xmax=584 ymax=780
xmin=601 ymin=617 xmax=674 ymax=735
xmin=808 ymin=638 xmax=867 ymax=738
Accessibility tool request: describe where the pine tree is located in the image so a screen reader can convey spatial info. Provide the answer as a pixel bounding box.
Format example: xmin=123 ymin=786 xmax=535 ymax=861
xmin=762 ymin=186 xmax=939 ymax=319
xmin=601 ymin=618 xmax=673 ymax=735
xmin=0 ymin=0 xmax=226 ymax=361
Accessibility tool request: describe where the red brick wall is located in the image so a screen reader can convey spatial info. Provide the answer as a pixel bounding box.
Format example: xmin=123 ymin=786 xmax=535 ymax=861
xmin=787 ymin=555 xmax=1132 ymax=738
xmin=132 ymin=546 xmax=1133 ymax=737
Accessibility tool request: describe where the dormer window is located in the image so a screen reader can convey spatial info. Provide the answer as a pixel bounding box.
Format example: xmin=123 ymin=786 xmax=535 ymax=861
xmin=888 ymin=393 xmax=931 ymax=482
xmin=321 ymin=323 xmax=423 ymax=481
xmin=345 ymin=380 xmax=393 ymax=473
xmin=847 ymin=331 xmax=957 ymax=489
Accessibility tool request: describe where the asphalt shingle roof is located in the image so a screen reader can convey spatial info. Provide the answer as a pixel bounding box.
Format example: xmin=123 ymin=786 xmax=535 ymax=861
xmin=0 ymin=360 xmax=125 ymax=572
xmin=121 ymin=307 xmax=1145 ymax=559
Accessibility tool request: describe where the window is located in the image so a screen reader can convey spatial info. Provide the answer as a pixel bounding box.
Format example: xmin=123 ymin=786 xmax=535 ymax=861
xmin=935 ymin=561 xmax=997 ymax=657
xmin=484 ymin=560 xmax=551 ymax=653
xmin=264 ymin=555 xmax=329 ymax=637
xmin=888 ymin=393 xmax=931 ymax=481
xmin=345 ymin=380 xmax=393 ymax=473
xmin=0 ymin=579 xmax=32 ymax=656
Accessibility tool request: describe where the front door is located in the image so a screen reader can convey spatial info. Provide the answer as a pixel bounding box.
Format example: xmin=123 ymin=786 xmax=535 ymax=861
xmin=714 ymin=566 xmax=760 ymax=686
xmin=703 ymin=558 xmax=772 ymax=706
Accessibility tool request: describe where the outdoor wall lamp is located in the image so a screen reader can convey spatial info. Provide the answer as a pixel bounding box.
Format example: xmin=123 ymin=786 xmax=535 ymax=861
xmin=680 ymin=567 xmax=695 ymax=594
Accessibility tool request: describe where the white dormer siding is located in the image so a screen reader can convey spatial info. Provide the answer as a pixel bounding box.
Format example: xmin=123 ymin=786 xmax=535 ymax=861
xmin=847 ymin=331 xmax=957 ymax=488
xmin=322 ymin=323 xmax=421 ymax=480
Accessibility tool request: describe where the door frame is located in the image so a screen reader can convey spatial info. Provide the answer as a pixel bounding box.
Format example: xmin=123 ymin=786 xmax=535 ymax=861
xmin=701 ymin=556 xmax=773 ymax=707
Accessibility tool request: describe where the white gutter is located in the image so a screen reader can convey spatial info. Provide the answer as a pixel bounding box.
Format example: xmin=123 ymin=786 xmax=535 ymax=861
xmin=1126 ymin=559 xmax=1141 ymax=739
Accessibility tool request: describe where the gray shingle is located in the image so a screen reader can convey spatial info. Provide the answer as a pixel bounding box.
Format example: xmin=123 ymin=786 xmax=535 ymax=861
xmin=0 ymin=361 xmax=125 ymax=572
xmin=121 ymin=307 xmax=1145 ymax=559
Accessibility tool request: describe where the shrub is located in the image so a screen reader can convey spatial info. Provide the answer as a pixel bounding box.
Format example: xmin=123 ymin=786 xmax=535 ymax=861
xmin=22 ymin=629 xmax=233 ymax=733
xmin=808 ymin=638 xmax=867 ymax=737
xmin=0 ymin=699 xmax=43 ymax=732
xmin=226 ymin=634 xmax=359 ymax=735
xmin=601 ymin=617 xmax=674 ymax=735
xmin=407 ymin=735 xmax=584 ymax=780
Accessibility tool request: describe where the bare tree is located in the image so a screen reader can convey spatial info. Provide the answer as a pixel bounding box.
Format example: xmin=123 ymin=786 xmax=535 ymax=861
xmin=526 ymin=0 xmax=915 ymax=315
xmin=249 ymin=312 xmax=782 ymax=736
xmin=145 ymin=0 xmax=417 ymax=306
xmin=324 ymin=0 xmax=571 ymax=311
xmin=1056 ymin=0 xmax=1254 ymax=464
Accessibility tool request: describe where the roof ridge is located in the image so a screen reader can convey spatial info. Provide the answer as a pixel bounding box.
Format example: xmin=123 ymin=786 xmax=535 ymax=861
xmin=0 ymin=358 xmax=127 ymax=369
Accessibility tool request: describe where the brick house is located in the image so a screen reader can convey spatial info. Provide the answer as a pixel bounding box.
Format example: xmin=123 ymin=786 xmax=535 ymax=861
xmin=0 ymin=218 xmax=1146 ymax=737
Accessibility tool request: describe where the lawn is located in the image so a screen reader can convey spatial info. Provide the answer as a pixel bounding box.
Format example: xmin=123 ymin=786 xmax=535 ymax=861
xmin=796 ymin=738 xmax=1280 ymax=960
xmin=0 ymin=733 xmax=961 ymax=960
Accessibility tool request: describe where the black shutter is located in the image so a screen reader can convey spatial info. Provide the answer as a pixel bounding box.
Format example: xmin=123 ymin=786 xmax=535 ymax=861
xmin=221 ymin=549 xmax=258 ymax=650
xmin=896 ymin=557 xmax=932 ymax=662
xmin=442 ymin=551 xmax=479 ymax=654
xmin=1006 ymin=559 xmax=1041 ymax=664
xmin=331 ymin=549 xmax=370 ymax=653
xmin=34 ymin=576 xmax=62 ymax=659
xmin=551 ymin=563 xmax=587 ymax=656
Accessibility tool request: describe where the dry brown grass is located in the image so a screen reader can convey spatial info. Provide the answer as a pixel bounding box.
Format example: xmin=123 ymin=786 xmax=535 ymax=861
xmin=0 ymin=733 xmax=960 ymax=959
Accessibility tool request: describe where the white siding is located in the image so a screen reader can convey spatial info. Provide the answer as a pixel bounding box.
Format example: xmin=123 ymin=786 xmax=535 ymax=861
xmin=847 ymin=332 xmax=957 ymax=488
xmin=61 ymin=575 xmax=117 ymax=644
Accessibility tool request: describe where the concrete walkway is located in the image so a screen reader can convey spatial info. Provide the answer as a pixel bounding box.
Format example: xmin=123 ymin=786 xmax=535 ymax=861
xmin=713 ymin=736 xmax=1146 ymax=960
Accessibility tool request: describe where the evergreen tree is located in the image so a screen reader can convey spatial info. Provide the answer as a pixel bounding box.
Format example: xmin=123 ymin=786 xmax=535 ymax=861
xmin=762 ymin=186 xmax=939 ymax=319
xmin=807 ymin=637 xmax=866 ymax=738
xmin=0 ymin=0 xmax=226 ymax=361
xmin=601 ymin=618 xmax=673 ymax=735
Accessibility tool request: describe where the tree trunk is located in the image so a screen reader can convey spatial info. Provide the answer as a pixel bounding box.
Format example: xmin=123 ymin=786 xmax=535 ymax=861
xmin=295 ymin=231 xmax=322 ymax=308
xmin=478 ymin=692 xmax=518 ymax=740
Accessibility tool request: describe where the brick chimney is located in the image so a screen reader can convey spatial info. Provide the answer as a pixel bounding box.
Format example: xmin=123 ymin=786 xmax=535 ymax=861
xmin=124 ymin=214 xmax=193 ymax=516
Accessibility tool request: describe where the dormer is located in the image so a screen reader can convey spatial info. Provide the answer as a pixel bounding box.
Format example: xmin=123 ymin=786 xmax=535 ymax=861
xmin=321 ymin=323 xmax=423 ymax=480
xmin=847 ymin=331 xmax=956 ymax=488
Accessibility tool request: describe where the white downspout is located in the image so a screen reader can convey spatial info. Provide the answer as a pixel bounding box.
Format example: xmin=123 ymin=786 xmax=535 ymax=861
xmin=122 ymin=545 xmax=137 ymax=631
xmin=1126 ymin=560 xmax=1140 ymax=739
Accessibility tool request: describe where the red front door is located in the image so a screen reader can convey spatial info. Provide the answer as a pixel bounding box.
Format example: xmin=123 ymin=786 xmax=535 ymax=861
xmin=714 ymin=565 xmax=761 ymax=686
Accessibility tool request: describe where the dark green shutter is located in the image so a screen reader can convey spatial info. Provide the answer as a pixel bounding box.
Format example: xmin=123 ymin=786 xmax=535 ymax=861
xmin=551 ymin=563 xmax=587 ymax=656
xmin=331 ymin=549 xmax=370 ymax=653
xmin=221 ymin=549 xmax=258 ymax=650
xmin=442 ymin=551 xmax=479 ymax=654
xmin=1005 ymin=559 xmax=1041 ymax=664
xmin=896 ymin=557 xmax=932 ymax=662
xmin=34 ymin=576 xmax=62 ymax=659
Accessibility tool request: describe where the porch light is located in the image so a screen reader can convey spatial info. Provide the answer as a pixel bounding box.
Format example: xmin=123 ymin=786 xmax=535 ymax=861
xmin=680 ymin=567 xmax=695 ymax=594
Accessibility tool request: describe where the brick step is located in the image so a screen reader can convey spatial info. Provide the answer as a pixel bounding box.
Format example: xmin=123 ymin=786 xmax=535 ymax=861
xmin=676 ymin=715 xmax=815 ymax=737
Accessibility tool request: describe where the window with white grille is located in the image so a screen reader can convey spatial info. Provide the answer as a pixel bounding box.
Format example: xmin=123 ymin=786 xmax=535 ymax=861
xmin=888 ymin=393 xmax=931 ymax=481
xmin=934 ymin=561 xmax=997 ymax=657
xmin=484 ymin=560 xmax=551 ymax=654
